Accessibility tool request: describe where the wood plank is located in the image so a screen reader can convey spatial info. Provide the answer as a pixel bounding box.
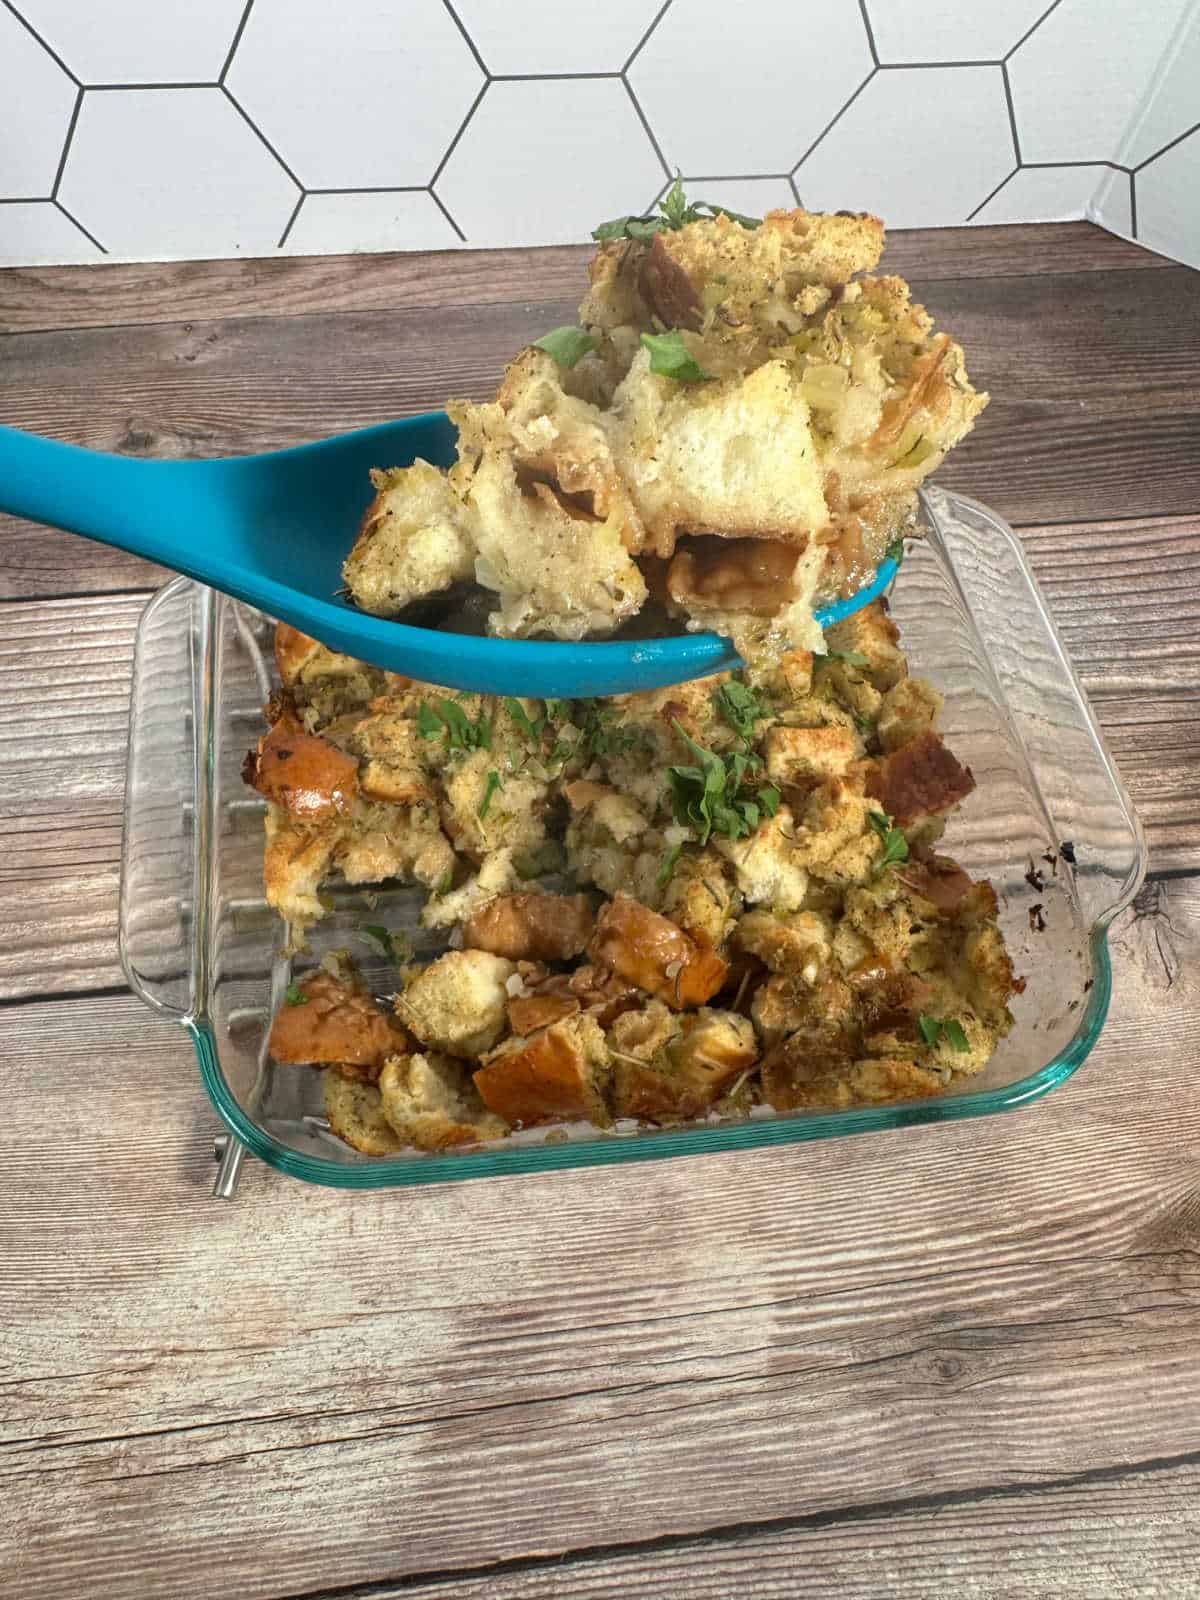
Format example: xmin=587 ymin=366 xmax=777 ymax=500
xmin=1 ymin=510 xmax=1196 ymax=1000
xmin=383 ymin=1458 xmax=1200 ymax=1598
xmin=0 ymin=223 xmax=1165 ymax=338
xmin=3 ymin=260 xmax=1199 ymax=602
xmin=0 ymin=879 xmax=1197 ymax=1600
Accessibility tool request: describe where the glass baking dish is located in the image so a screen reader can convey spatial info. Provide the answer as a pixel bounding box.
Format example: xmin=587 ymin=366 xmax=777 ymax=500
xmin=119 ymin=488 xmax=1146 ymax=1193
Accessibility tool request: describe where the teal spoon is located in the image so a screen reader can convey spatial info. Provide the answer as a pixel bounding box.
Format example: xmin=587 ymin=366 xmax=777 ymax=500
xmin=0 ymin=413 xmax=896 ymax=697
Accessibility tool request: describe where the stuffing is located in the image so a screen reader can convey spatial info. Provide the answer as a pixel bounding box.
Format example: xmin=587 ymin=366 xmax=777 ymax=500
xmin=340 ymin=194 xmax=985 ymax=669
xmin=257 ymin=599 xmax=1020 ymax=1158
xmin=475 ymin=1013 xmax=611 ymax=1126
xmin=378 ymin=1052 xmax=508 ymax=1151
xmin=396 ymin=949 xmax=516 ymax=1058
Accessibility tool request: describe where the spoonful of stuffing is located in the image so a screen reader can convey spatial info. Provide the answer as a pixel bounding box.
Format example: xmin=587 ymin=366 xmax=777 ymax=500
xmin=0 ymin=190 xmax=985 ymax=697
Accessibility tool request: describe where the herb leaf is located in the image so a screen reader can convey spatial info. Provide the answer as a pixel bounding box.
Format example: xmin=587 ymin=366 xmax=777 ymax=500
xmin=420 ymin=697 xmax=491 ymax=752
xmin=533 ymin=325 xmax=594 ymax=368
xmin=713 ymin=678 xmax=770 ymax=744
xmin=504 ymin=697 xmax=543 ymax=742
xmin=885 ymin=536 xmax=906 ymax=565
xmin=919 ymin=1014 xmax=971 ymax=1053
xmin=358 ymin=924 xmax=412 ymax=965
xmin=667 ymin=722 xmax=775 ymax=846
xmin=479 ymin=769 xmax=503 ymax=819
xmin=868 ymin=807 xmax=909 ymax=875
xmin=592 ymin=179 xmax=761 ymax=243
xmin=826 ymin=649 xmax=871 ymax=669
xmin=641 ymin=329 xmax=711 ymax=382
xmin=657 ymin=842 xmax=683 ymax=888
xmin=284 ymin=981 xmax=308 ymax=1006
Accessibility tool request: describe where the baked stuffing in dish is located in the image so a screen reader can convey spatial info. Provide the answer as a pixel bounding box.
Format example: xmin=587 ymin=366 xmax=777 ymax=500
xmin=245 ymin=601 xmax=1023 ymax=1157
xmin=341 ymin=189 xmax=987 ymax=667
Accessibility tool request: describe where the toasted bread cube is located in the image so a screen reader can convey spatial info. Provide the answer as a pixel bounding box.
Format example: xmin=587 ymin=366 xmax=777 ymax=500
xmin=397 ymin=949 xmax=516 ymax=1059
xmin=343 ymin=459 xmax=476 ymax=616
xmin=379 ymin=1052 xmax=508 ymax=1151
xmin=823 ymin=602 xmax=907 ymax=692
xmin=507 ymin=992 xmax=581 ymax=1035
xmin=735 ymin=909 xmax=832 ymax=981
xmin=475 ymin=1014 xmax=611 ymax=1127
xmin=878 ymin=677 xmax=944 ymax=753
xmin=766 ymin=724 xmax=858 ymax=787
xmin=243 ymin=717 xmax=359 ymax=821
xmin=322 ymin=1071 xmax=405 ymax=1156
xmin=868 ymin=729 xmax=975 ymax=829
xmin=464 ymin=892 xmax=594 ymax=963
xmin=268 ymin=967 xmax=407 ymax=1073
xmin=612 ymin=1006 xmax=759 ymax=1122
xmin=589 ymin=895 xmax=728 ymax=1010
xmin=660 ymin=849 xmax=734 ymax=949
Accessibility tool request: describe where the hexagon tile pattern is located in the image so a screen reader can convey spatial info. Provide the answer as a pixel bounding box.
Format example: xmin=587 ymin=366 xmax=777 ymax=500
xmin=0 ymin=5 xmax=77 ymax=197
xmin=437 ymin=78 xmax=665 ymax=248
xmin=14 ymin=0 xmax=248 ymax=85
xmin=451 ymin=0 xmax=658 ymax=75
xmin=58 ymin=88 xmax=298 ymax=258
xmin=226 ymin=0 xmax=485 ymax=190
xmin=0 ymin=0 xmax=1197 ymax=268
xmin=631 ymin=0 xmax=873 ymax=174
xmin=866 ymin=0 xmax=1052 ymax=64
xmin=797 ymin=67 xmax=1014 ymax=230
xmin=1009 ymin=0 xmax=1195 ymax=165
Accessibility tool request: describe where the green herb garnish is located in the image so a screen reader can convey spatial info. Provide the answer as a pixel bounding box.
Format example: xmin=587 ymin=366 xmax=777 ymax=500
xmin=667 ymin=722 xmax=780 ymax=846
xmin=418 ymin=697 xmax=491 ymax=752
xmin=593 ymin=178 xmax=762 ymax=244
xmin=867 ymin=808 xmax=909 ymax=875
xmin=640 ymin=330 xmax=711 ymax=383
xmin=284 ymin=981 xmax=308 ymax=1006
xmin=358 ymin=924 xmax=411 ymax=964
xmin=578 ymin=702 xmax=638 ymax=758
xmin=533 ymin=326 xmax=594 ymax=368
xmin=919 ymin=1014 xmax=971 ymax=1053
xmin=503 ymin=697 xmax=543 ymax=742
xmin=543 ymin=698 xmax=570 ymax=724
xmin=437 ymin=867 xmax=455 ymax=896
xmin=713 ymin=678 xmax=770 ymax=745
xmin=657 ymin=842 xmax=683 ymax=888
xmin=885 ymin=536 xmax=906 ymax=565
xmin=479 ymin=769 xmax=503 ymax=819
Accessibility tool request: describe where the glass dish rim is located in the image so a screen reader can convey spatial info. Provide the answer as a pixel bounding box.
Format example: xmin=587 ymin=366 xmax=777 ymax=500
xmin=122 ymin=485 xmax=1147 ymax=1189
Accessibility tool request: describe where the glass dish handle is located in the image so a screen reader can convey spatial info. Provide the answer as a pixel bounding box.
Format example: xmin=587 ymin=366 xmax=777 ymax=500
xmin=921 ymin=488 xmax=1147 ymax=928
xmin=118 ymin=578 xmax=205 ymax=1020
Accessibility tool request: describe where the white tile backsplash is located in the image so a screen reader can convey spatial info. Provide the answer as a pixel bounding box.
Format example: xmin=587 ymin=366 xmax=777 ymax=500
xmin=797 ymin=66 xmax=1015 ymax=228
xmin=0 ymin=0 xmax=1196 ymax=270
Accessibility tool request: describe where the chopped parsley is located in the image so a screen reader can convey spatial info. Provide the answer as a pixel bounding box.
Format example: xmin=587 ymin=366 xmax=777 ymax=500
xmin=357 ymin=925 xmax=411 ymax=964
xmin=503 ymin=697 xmax=543 ymax=741
xmin=478 ymin=769 xmax=503 ymax=819
xmin=918 ymin=1014 xmax=970 ymax=1053
xmin=578 ymin=702 xmax=639 ymax=758
xmin=667 ymin=722 xmax=780 ymax=847
xmin=712 ymin=678 xmax=770 ymax=745
xmin=885 ymin=536 xmax=906 ymax=565
xmin=532 ymin=325 xmax=594 ymax=368
xmin=437 ymin=867 xmax=455 ymax=896
xmin=284 ymin=981 xmax=308 ymax=1006
xmin=868 ymin=808 xmax=909 ymax=875
xmin=657 ymin=842 xmax=683 ymax=888
xmin=593 ymin=177 xmax=762 ymax=243
xmin=417 ymin=697 xmax=492 ymax=752
xmin=640 ymin=329 xmax=711 ymax=382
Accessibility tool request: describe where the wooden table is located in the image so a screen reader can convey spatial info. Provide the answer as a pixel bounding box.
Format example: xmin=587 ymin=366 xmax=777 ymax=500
xmin=2 ymin=223 xmax=1198 ymax=1599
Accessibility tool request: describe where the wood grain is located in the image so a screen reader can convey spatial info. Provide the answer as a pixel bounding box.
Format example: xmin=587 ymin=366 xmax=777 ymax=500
xmin=2 ymin=507 xmax=1195 ymax=1003
xmin=0 ymin=223 xmax=1166 ymax=337
xmin=3 ymin=241 xmax=1199 ymax=598
xmin=383 ymin=1458 xmax=1200 ymax=1598
xmin=0 ymin=880 xmax=1196 ymax=1600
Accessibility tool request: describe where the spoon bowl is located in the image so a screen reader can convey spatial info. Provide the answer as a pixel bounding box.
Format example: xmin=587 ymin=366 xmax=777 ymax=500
xmin=0 ymin=413 xmax=897 ymax=697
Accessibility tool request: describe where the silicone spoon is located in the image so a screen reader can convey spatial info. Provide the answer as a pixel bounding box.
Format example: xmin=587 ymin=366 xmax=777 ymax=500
xmin=0 ymin=413 xmax=897 ymax=697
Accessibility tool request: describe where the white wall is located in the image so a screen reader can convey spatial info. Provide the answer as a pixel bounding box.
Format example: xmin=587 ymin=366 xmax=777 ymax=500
xmin=0 ymin=0 xmax=1196 ymax=268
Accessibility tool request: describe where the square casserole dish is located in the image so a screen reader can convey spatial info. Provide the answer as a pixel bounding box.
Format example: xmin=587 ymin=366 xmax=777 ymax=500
xmin=119 ymin=488 xmax=1146 ymax=1189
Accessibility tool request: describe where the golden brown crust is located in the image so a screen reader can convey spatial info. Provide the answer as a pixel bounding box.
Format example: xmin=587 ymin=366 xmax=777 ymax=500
xmin=474 ymin=1016 xmax=610 ymax=1127
xmin=463 ymin=892 xmax=595 ymax=963
xmin=274 ymin=623 xmax=322 ymax=688
xmin=244 ymin=716 xmax=359 ymax=821
xmin=588 ymin=895 xmax=729 ymax=1010
xmin=267 ymin=970 xmax=408 ymax=1069
xmin=868 ymin=729 xmax=976 ymax=829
